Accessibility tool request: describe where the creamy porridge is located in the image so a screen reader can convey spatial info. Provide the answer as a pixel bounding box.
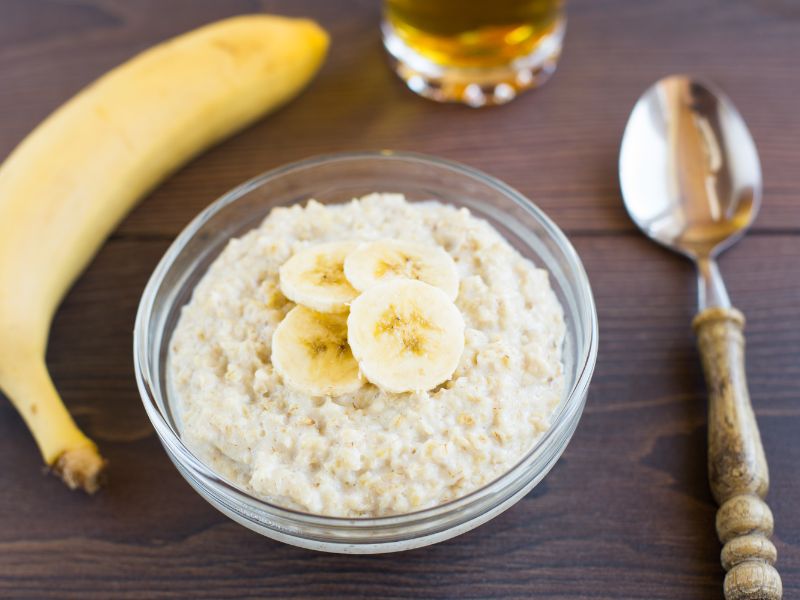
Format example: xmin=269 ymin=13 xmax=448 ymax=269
xmin=169 ymin=193 xmax=565 ymax=517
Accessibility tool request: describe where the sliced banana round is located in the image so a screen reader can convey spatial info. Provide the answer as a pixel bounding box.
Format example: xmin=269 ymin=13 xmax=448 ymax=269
xmin=347 ymin=279 xmax=465 ymax=393
xmin=271 ymin=306 xmax=362 ymax=397
xmin=343 ymin=239 xmax=459 ymax=301
xmin=279 ymin=241 xmax=360 ymax=313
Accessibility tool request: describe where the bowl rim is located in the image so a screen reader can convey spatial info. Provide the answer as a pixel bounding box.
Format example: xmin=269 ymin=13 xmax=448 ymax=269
xmin=133 ymin=150 xmax=599 ymax=528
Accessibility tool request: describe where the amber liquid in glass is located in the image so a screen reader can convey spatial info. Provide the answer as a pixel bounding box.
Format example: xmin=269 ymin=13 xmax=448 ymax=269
xmin=383 ymin=0 xmax=565 ymax=105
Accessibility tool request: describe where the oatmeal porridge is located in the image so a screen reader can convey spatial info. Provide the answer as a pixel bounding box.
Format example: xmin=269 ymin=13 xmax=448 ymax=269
xmin=168 ymin=193 xmax=565 ymax=517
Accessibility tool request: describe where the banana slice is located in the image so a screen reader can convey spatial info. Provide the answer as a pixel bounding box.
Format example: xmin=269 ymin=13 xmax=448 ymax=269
xmin=343 ymin=239 xmax=459 ymax=301
xmin=347 ymin=280 xmax=465 ymax=393
xmin=279 ymin=241 xmax=359 ymax=312
xmin=271 ymin=306 xmax=362 ymax=397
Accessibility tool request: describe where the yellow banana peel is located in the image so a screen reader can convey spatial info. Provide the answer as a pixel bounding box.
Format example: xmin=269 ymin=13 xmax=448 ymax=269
xmin=0 ymin=15 xmax=328 ymax=492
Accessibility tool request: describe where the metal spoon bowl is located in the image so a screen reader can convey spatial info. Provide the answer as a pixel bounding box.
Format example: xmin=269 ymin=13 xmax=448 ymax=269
xmin=619 ymin=75 xmax=782 ymax=600
xmin=620 ymin=75 xmax=762 ymax=309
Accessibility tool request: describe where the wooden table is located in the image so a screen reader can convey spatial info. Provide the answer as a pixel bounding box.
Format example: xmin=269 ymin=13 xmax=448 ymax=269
xmin=1 ymin=1 xmax=798 ymax=598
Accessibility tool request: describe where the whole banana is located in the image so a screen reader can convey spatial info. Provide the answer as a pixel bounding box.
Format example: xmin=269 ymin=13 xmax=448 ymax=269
xmin=0 ymin=15 xmax=328 ymax=492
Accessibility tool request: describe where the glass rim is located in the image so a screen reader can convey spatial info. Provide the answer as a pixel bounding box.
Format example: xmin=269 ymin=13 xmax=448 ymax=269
xmin=133 ymin=150 xmax=599 ymax=530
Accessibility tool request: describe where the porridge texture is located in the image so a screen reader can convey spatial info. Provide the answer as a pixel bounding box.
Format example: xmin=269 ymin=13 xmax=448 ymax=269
xmin=169 ymin=193 xmax=565 ymax=517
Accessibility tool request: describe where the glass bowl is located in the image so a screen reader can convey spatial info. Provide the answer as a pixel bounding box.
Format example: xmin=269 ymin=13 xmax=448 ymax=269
xmin=133 ymin=151 xmax=598 ymax=554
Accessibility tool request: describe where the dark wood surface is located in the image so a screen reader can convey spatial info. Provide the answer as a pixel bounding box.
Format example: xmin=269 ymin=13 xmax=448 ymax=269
xmin=1 ymin=1 xmax=798 ymax=598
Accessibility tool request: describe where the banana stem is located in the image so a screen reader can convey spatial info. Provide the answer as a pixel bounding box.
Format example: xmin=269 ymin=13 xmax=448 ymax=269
xmin=0 ymin=354 xmax=106 ymax=492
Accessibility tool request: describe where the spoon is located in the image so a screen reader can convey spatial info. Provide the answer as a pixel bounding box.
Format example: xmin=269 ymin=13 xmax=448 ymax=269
xmin=619 ymin=75 xmax=782 ymax=600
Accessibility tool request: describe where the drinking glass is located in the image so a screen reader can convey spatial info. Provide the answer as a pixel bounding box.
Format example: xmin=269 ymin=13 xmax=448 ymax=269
xmin=382 ymin=0 xmax=566 ymax=106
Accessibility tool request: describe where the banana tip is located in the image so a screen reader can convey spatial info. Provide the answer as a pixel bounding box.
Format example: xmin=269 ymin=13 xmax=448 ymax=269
xmin=53 ymin=447 xmax=108 ymax=494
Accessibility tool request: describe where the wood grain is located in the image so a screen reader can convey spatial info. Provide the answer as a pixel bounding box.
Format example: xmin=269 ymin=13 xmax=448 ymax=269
xmin=694 ymin=308 xmax=781 ymax=599
xmin=0 ymin=0 xmax=798 ymax=598
xmin=2 ymin=0 xmax=800 ymax=238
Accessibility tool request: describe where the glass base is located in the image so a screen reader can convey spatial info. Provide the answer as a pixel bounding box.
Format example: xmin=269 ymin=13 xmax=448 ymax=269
xmin=382 ymin=18 xmax=565 ymax=107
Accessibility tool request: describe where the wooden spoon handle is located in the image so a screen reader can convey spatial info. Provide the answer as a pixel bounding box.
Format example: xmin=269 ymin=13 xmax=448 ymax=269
xmin=693 ymin=307 xmax=782 ymax=600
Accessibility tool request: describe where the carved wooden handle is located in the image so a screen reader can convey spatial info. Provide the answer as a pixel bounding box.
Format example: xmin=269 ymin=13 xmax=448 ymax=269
xmin=693 ymin=307 xmax=782 ymax=600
